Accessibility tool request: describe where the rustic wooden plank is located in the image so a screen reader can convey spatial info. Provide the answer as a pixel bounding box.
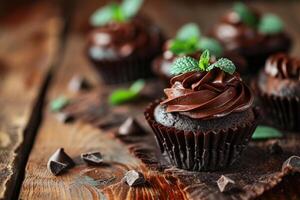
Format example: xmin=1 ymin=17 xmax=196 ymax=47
xmin=0 ymin=2 xmax=63 ymax=199
xmin=20 ymin=1 xmax=300 ymax=200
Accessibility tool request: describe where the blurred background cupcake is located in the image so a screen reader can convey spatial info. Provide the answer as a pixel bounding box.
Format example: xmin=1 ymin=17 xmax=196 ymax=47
xmin=86 ymin=0 xmax=165 ymax=84
xmin=152 ymin=23 xmax=247 ymax=84
xmin=257 ymin=53 xmax=300 ymax=131
xmin=210 ymin=2 xmax=292 ymax=73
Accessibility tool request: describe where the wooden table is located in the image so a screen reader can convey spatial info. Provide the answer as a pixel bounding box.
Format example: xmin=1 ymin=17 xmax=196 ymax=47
xmin=1 ymin=1 xmax=300 ymax=200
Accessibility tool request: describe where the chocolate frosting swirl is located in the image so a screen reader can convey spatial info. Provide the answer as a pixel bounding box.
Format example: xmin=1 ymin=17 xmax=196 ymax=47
xmin=265 ymin=53 xmax=300 ymax=80
xmin=161 ymin=69 xmax=253 ymax=119
xmin=87 ymin=17 xmax=162 ymax=60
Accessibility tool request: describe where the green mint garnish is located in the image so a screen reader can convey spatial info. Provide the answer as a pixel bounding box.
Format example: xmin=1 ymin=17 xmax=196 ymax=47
xmin=169 ymin=37 xmax=199 ymax=55
xmin=207 ymin=58 xmax=236 ymax=75
xmin=233 ymin=2 xmax=258 ymax=27
xmin=258 ymin=14 xmax=283 ymax=35
xmin=252 ymin=125 xmax=283 ymax=140
xmin=176 ymin=23 xmax=201 ymax=41
xmin=50 ymin=96 xmax=70 ymax=112
xmin=198 ymin=37 xmax=223 ymax=57
xmin=171 ymin=56 xmax=199 ymax=75
xmin=198 ymin=50 xmax=210 ymax=71
xmin=109 ymin=79 xmax=145 ymax=105
xmin=90 ymin=0 xmax=143 ymax=26
xmin=169 ymin=23 xmax=201 ymax=55
xmin=121 ymin=0 xmax=144 ymax=19
xmin=171 ymin=50 xmax=236 ymax=75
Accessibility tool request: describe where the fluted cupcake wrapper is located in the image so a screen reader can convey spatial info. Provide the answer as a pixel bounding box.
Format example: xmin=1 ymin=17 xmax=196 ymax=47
xmin=144 ymin=100 xmax=259 ymax=171
xmin=259 ymin=92 xmax=300 ymax=131
xmin=90 ymin=52 xmax=158 ymax=84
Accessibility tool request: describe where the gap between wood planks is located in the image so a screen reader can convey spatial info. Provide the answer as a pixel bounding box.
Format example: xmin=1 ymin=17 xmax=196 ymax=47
xmin=6 ymin=0 xmax=77 ymax=199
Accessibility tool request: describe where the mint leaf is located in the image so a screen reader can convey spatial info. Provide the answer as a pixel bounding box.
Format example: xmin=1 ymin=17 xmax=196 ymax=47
xmin=111 ymin=3 xmax=126 ymax=22
xmin=169 ymin=37 xmax=198 ymax=55
xmin=198 ymin=37 xmax=223 ymax=57
xmin=171 ymin=56 xmax=199 ymax=75
xmin=199 ymin=50 xmax=210 ymax=71
xmin=90 ymin=5 xmax=114 ymax=26
xmin=109 ymin=79 xmax=145 ymax=105
xmin=129 ymin=79 xmax=145 ymax=93
xmin=50 ymin=96 xmax=70 ymax=112
xmin=207 ymin=58 xmax=236 ymax=74
xmin=233 ymin=2 xmax=258 ymax=27
xmin=252 ymin=125 xmax=283 ymax=140
xmin=121 ymin=0 xmax=144 ymax=19
xmin=176 ymin=23 xmax=201 ymax=41
xmin=258 ymin=14 xmax=283 ymax=35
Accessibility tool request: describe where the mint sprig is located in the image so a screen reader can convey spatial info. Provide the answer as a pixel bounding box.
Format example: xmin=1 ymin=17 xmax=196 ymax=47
xmin=233 ymin=2 xmax=258 ymax=27
xmin=252 ymin=125 xmax=283 ymax=140
xmin=171 ymin=50 xmax=236 ymax=75
xmin=207 ymin=58 xmax=236 ymax=75
xmin=169 ymin=23 xmax=201 ymax=55
xmin=109 ymin=79 xmax=145 ymax=105
xmin=171 ymin=56 xmax=199 ymax=75
xmin=90 ymin=0 xmax=143 ymax=26
xmin=258 ymin=14 xmax=283 ymax=35
xmin=198 ymin=37 xmax=223 ymax=57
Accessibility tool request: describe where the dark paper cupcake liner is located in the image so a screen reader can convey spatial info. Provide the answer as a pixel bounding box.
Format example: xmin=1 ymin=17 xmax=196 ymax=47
xmin=90 ymin=53 xmax=157 ymax=84
xmin=259 ymin=92 xmax=300 ymax=131
xmin=144 ymin=100 xmax=259 ymax=171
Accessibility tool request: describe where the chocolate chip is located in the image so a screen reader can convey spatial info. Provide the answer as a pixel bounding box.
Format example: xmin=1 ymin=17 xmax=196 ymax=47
xmin=55 ymin=112 xmax=74 ymax=123
xmin=282 ymin=156 xmax=300 ymax=173
xmin=81 ymin=151 xmax=103 ymax=165
xmin=68 ymin=75 xmax=92 ymax=93
xmin=123 ymin=170 xmax=146 ymax=187
xmin=47 ymin=148 xmax=75 ymax=175
xmin=269 ymin=141 xmax=283 ymax=155
xmin=217 ymin=175 xmax=236 ymax=193
xmin=117 ymin=117 xmax=144 ymax=136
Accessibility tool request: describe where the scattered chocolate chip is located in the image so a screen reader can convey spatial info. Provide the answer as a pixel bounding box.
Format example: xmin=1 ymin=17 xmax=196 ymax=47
xmin=55 ymin=112 xmax=74 ymax=123
xmin=47 ymin=148 xmax=75 ymax=176
xmin=217 ymin=175 xmax=236 ymax=193
xmin=123 ymin=170 xmax=146 ymax=187
xmin=68 ymin=75 xmax=92 ymax=92
xmin=269 ymin=141 xmax=283 ymax=155
xmin=81 ymin=151 xmax=103 ymax=165
xmin=282 ymin=155 xmax=300 ymax=173
xmin=117 ymin=117 xmax=144 ymax=136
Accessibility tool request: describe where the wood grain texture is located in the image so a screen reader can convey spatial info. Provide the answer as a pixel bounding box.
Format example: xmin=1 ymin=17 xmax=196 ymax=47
xmin=20 ymin=1 xmax=300 ymax=200
xmin=0 ymin=2 xmax=62 ymax=199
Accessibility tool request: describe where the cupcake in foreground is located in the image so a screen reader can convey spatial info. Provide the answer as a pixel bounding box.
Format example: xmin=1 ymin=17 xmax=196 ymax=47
xmin=152 ymin=23 xmax=247 ymax=83
xmin=145 ymin=50 xmax=259 ymax=171
xmin=210 ymin=2 xmax=292 ymax=72
xmin=257 ymin=53 xmax=300 ymax=131
xmin=86 ymin=0 xmax=164 ymax=84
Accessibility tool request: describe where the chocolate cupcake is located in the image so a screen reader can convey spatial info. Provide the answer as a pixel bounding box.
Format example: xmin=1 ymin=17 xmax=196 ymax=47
xmin=257 ymin=53 xmax=300 ymax=131
xmin=152 ymin=23 xmax=247 ymax=84
xmin=145 ymin=51 xmax=259 ymax=171
xmin=210 ymin=3 xmax=292 ymax=72
xmin=86 ymin=0 xmax=164 ymax=84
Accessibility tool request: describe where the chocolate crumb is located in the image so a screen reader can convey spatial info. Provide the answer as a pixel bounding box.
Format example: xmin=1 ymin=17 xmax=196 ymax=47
xmin=56 ymin=112 xmax=74 ymax=123
xmin=269 ymin=141 xmax=283 ymax=155
xmin=68 ymin=75 xmax=92 ymax=92
xmin=217 ymin=175 xmax=236 ymax=193
xmin=81 ymin=152 xmax=103 ymax=165
xmin=282 ymin=156 xmax=300 ymax=173
xmin=117 ymin=117 xmax=144 ymax=136
xmin=47 ymin=148 xmax=75 ymax=175
xmin=123 ymin=170 xmax=146 ymax=187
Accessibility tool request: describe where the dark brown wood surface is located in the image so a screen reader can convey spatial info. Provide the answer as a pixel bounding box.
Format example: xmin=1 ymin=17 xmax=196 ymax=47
xmin=0 ymin=2 xmax=63 ymax=199
xmin=0 ymin=0 xmax=299 ymax=199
